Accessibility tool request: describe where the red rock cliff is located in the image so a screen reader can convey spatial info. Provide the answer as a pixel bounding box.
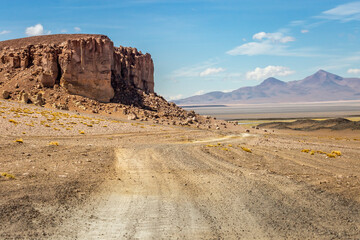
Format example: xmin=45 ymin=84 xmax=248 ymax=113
xmin=0 ymin=34 xmax=154 ymax=102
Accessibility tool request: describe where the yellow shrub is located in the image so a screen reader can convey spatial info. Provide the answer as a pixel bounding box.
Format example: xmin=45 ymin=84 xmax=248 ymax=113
xmin=228 ymin=144 xmax=233 ymax=147
xmin=301 ymin=149 xmax=310 ymax=153
xmin=327 ymin=153 xmax=336 ymax=158
xmin=316 ymin=150 xmax=326 ymax=154
xmin=1 ymin=173 xmax=15 ymax=179
xmin=14 ymin=139 xmax=23 ymax=143
xmin=241 ymin=146 xmax=252 ymax=153
xmin=310 ymin=150 xmax=315 ymax=155
xmin=49 ymin=141 xmax=59 ymax=146
xmin=331 ymin=150 xmax=341 ymax=156
xmin=9 ymin=119 xmax=19 ymax=125
xmin=79 ymin=130 xmax=85 ymax=134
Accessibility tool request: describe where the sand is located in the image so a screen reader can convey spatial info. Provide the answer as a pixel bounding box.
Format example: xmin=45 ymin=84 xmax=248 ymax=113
xmin=0 ymin=100 xmax=359 ymax=239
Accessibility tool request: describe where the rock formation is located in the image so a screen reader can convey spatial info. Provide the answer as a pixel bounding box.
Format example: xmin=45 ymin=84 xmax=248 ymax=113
xmin=0 ymin=34 xmax=154 ymax=103
xmin=0 ymin=34 xmax=224 ymax=129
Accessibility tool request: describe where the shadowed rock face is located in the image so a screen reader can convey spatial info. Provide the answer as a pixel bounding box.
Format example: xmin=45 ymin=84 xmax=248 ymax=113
xmin=0 ymin=34 xmax=154 ymax=102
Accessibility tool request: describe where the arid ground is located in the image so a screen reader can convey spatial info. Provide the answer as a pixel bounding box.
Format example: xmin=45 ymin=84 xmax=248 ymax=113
xmin=1 ymin=99 xmax=359 ymax=239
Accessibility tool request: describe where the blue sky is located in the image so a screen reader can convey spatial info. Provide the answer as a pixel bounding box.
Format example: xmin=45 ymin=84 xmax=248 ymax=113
xmin=1 ymin=0 xmax=360 ymax=100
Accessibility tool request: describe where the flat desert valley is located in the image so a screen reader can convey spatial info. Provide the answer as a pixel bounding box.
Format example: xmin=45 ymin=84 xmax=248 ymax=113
xmin=1 ymin=99 xmax=359 ymax=239
xmin=182 ymin=100 xmax=360 ymax=120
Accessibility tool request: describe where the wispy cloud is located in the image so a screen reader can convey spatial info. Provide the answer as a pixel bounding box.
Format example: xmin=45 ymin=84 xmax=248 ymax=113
xmin=252 ymin=32 xmax=295 ymax=43
xmin=318 ymin=1 xmax=360 ymax=22
xmin=246 ymin=65 xmax=295 ymax=80
xmin=199 ymin=67 xmax=225 ymax=77
xmin=347 ymin=68 xmax=360 ymax=75
xmin=301 ymin=29 xmax=309 ymax=34
xmin=168 ymin=94 xmax=183 ymax=100
xmin=74 ymin=27 xmax=81 ymax=32
xmin=0 ymin=30 xmax=10 ymax=35
xmin=289 ymin=20 xmax=305 ymax=26
xmin=171 ymin=59 xmax=219 ymax=79
xmin=194 ymin=90 xmax=205 ymax=95
xmin=227 ymin=40 xmax=317 ymax=57
xmin=226 ymin=31 xmax=317 ymax=57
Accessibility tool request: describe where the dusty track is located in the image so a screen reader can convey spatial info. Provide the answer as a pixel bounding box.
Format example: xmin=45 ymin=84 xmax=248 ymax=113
xmin=54 ymin=136 xmax=360 ymax=239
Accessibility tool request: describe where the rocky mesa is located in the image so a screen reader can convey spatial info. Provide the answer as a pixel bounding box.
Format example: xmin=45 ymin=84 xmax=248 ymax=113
xmin=0 ymin=34 xmax=153 ymax=103
xmin=0 ymin=34 xmax=228 ymax=129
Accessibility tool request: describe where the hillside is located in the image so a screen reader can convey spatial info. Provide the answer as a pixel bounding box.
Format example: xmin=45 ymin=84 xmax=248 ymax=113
xmin=175 ymin=70 xmax=360 ymax=105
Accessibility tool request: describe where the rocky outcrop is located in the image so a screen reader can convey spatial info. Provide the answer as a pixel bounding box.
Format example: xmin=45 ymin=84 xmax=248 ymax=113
xmin=0 ymin=34 xmax=154 ymax=103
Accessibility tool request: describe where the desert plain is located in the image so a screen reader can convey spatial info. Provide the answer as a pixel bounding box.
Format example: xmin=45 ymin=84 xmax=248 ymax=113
xmin=0 ymin=99 xmax=359 ymax=239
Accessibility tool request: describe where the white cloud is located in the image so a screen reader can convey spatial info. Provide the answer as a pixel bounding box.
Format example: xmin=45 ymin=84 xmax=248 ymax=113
xmin=194 ymin=90 xmax=205 ymax=95
xmin=200 ymin=67 xmax=225 ymax=77
xmin=226 ymin=39 xmax=319 ymax=57
xmin=0 ymin=30 xmax=10 ymax=35
xmin=347 ymin=68 xmax=360 ymax=75
xmin=246 ymin=65 xmax=295 ymax=80
xmin=252 ymin=31 xmax=295 ymax=43
xmin=222 ymin=89 xmax=233 ymax=93
xmin=289 ymin=20 xmax=305 ymax=26
xmin=168 ymin=94 xmax=183 ymax=100
xmin=74 ymin=27 xmax=81 ymax=32
xmin=25 ymin=24 xmax=50 ymax=36
xmin=226 ymin=31 xmax=313 ymax=57
xmin=301 ymin=29 xmax=309 ymax=33
xmin=61 ymin=29 xmax=68 ymax=33
xmin=171 ymin=59 xmax=219 ymax=79
xmin=252 ymin=32 xmax=267 ymax=40
xmin=319 ymin=2 xmax=360 ymax=21
xmin=227 ymin=41 xmax=294 ymax=56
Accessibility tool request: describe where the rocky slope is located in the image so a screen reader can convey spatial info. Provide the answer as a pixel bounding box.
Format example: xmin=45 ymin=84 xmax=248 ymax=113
xmin=175 ymin=70 xmax=360 ymax=105
xmin=0 ymin=34 xmax=226 ymax=129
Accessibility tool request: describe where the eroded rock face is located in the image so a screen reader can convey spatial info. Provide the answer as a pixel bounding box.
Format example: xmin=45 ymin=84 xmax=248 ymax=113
xmin=0 ymin=34 xmax=154 ymax=103
xmin=59 ymin=37 xmax=115 ymax=102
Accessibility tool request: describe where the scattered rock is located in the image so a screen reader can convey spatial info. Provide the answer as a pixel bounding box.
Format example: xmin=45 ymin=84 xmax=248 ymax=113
xmin=128 ymin=113 xmax=137 ymax=120
xmin=2 ymin=90 xmax=10 ymax=99
xmin=18 ymin=91 xmax=30 ymax=103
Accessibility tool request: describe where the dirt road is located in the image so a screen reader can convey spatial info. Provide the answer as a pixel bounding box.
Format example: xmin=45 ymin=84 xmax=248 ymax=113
xmin=54 ymin=135 xmax=360 ymax=239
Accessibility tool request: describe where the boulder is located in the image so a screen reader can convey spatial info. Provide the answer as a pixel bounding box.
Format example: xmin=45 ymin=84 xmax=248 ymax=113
xmin=2 ymin=90 xmax=10 ymax=99
xmin=128 ymin=113 xmax=137 ymax=120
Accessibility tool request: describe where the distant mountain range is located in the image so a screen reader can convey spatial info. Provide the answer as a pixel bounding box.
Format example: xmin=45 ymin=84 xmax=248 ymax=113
xmin=174 ymin=70 xmax=360 ymax=105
